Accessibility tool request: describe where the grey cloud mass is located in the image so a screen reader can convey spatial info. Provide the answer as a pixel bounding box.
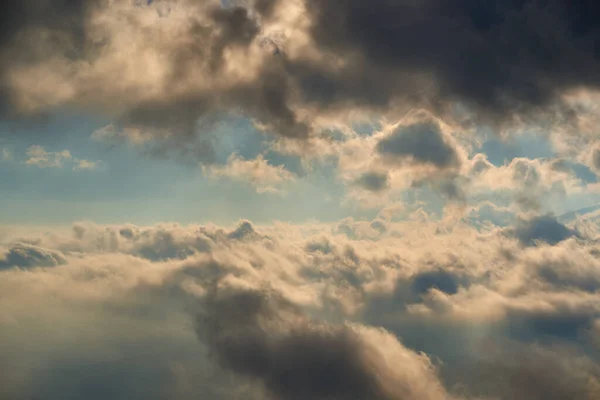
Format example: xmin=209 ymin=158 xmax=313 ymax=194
xmin=305 ymin=0 xmax=600 ymax=124
xmin=1 ymin=0 xmax=600 ymax=147
xmin=466 ymin=342 xmax=600 ymax=400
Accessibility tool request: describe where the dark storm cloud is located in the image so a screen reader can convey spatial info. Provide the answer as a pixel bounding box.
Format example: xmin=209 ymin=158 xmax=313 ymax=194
xmin=304 ymin=0 xmax=600 ymax=124
xmin=376 ymin=120 xmax=460 ymax=168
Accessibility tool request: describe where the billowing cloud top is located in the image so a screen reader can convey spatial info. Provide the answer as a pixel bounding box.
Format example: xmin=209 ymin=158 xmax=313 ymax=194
xmin=2 ymin=217 xmax=600 ymax=399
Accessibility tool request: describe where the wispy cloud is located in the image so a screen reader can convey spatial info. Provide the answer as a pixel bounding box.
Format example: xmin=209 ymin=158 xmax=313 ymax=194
xmin=1 ymin=147 xmax=12 ymax=161
xmin=23 ymin=145 xmax=100 ymax=172
xmin=73 ymin=159 xmax=100 ymax=172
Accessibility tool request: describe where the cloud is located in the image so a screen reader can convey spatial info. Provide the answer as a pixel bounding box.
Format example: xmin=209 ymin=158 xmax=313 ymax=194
xmin=1 ymin=0 xmax=599 ymax=157
xmin=335 ymin=111 xmax=470 ymax=207
xmin=1 ymin=147 xmax=12 ymax=161
xmin=579 ymin=141 xmax=600 ymax=178
xmin=508 ymin=214 xmax=580 ymax=246
xmin=198 ymin=287 xmax=449 ymax=400
xmin=227 ymin=220 xmax=262 ymax=241
xmin=376 ymin=119 xmax=460 ymax=169
xmin=0 ymin=243 xmax=67 ymax=269
xmin=73 ymin=159 xmax=100 ymax=171
xmin=1 ymin=217 xmax=600 ymax=398
xmin=466 ymin=341 xmax=600 ymax=400
xmin=21 ymin=145 xmax=100 ymax=171
xmin=464 ymin=154 xmax=591 ymax=212
xmin=24 ymin=145 xmax=71 ymax=168
xmin=0 ymin=0 xmax=310 ymax=145
xmin=202 ymin=154 xmax=294 ymax=193
xmin=352 ymin=171 xmax=389 ymax=192
xmin=303 ymin=0 xmax=600 ymax=125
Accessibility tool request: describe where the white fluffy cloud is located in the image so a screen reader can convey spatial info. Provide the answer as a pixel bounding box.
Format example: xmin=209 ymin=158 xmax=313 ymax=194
xmin=202 ymin=154 xmax=295 ymax=194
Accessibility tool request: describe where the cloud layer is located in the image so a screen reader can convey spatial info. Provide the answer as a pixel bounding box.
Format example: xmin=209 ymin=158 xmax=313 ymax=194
xmin=2 ymin=215 xmax=600 ymax=399
xmin=2 ymin=0 xmax=600 ymax=145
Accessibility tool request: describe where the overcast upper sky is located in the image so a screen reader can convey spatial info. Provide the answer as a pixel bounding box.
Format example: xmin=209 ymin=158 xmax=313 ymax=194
xmin=2 ymin=1 xmax=600 ymax=399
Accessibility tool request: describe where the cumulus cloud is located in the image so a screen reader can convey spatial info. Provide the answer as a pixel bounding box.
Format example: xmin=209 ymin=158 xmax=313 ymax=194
xmin=0 ymin=242 xmax=67 ymax=269
xmin=202 ymin=154 xmax=294 ymax=193
xmin=335 ymin=110 xmax=468 ymax=207
xmin=1 ymin=216 xmax=600 ymax=398
xmin=376 ymin=119 xmax=460 ymax=169
xmin=507 ymin=214 xmax=581 ymax=246
xmin=24 ymin=145 xmax=72 ymax=168
xmin=463 ymin=153 xmax=592 ymax=212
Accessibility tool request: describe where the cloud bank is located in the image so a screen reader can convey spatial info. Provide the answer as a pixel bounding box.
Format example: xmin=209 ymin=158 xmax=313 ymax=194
xmin=1 ymin=0 xmax=600 ymax=145
xmin=2 ymin=216 xmax=600 ymax=399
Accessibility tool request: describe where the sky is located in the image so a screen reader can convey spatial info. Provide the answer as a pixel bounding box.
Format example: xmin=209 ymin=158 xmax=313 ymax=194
xmin=2 ymin=1 xmax=600 ymax=399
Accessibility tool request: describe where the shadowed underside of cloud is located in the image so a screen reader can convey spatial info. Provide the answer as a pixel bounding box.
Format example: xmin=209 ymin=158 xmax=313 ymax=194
xmin=353 ymin=171 xmax=389 ymax=192
xmin=0 ymin=243 xmax=66 ymax=269
xmin=197 ymin=287 xmax=448 ymax=400
xmin=305 ymin=0 xmax=600 ymax=122
xmin=376 ymin=119 xmax=460 ymax=168
xmin=509 ymin=214 xmax=580 ymax=246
